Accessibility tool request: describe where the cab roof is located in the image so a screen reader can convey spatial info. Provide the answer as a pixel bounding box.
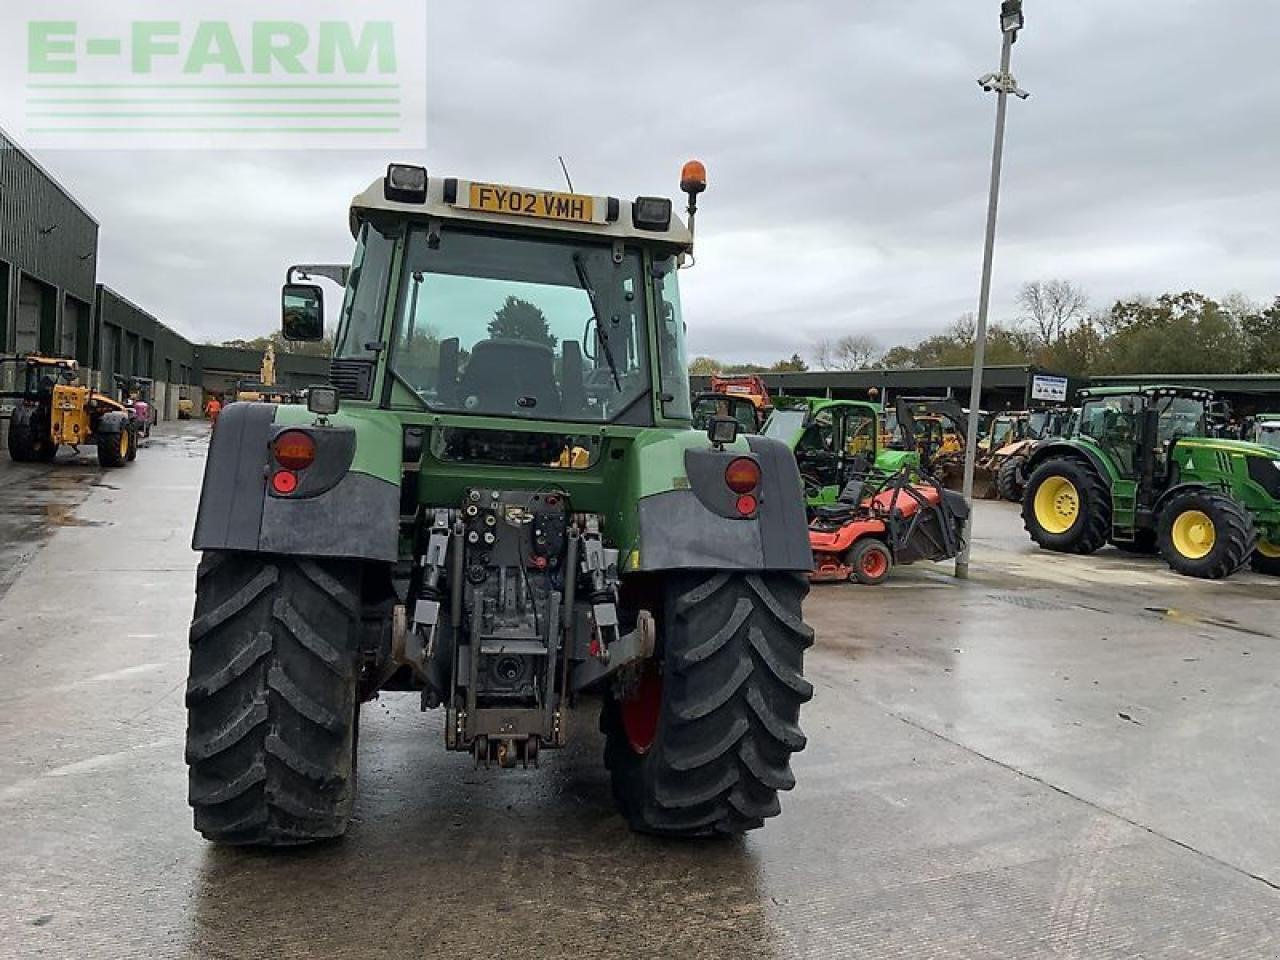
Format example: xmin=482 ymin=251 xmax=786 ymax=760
xmin=349 ymin=173 xmax=693 ymax=250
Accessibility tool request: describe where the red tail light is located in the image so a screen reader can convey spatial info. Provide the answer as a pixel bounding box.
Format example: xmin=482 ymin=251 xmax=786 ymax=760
xmin=271 ymin=470 xmax=299 ymax=495
xmin=724 ymin=457 xmax=761 ymax=493
xmin=272 ymin=430 xmax=315 ymax=470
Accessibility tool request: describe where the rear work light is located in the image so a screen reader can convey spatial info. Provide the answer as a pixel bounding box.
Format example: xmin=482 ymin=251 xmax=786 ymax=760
xmin=272 ymin=430 xmax=316 ymax=471
xmin=724 ymin=457 xmax=761 ymax=494
xmin=632 ymin=196 xmax=673 ymax=230
xmin=385 ymin=163 xmax=428 ymax=203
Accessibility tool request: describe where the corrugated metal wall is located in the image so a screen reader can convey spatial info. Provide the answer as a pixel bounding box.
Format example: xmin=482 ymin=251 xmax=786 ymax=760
xmin=0 ymin=127 xmax=99 ymax=356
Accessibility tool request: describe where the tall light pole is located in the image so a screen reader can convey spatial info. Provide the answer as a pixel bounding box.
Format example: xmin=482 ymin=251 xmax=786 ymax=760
xmin=955 ymin=0 xmax=1030 ymax=579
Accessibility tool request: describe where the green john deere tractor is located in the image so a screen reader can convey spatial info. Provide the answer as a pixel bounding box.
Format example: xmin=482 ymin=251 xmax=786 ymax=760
xmin=761 ymin=397 xmax=917 ymax=510
xmin=185 ymin=161 xmax=816 ymax=846
xmin=1021 ymin=385 xmax=1280 ymax=578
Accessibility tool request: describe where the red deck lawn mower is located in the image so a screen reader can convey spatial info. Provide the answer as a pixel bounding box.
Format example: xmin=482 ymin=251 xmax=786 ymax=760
xmin=808 ymin=465 xmax=969 ymax=585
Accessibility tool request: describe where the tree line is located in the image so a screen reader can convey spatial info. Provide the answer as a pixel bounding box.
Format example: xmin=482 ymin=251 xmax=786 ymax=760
xmin=689 ymin=281 xmax=1280 ymax=378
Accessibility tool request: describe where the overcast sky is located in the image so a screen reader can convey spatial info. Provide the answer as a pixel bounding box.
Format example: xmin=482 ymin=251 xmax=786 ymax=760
xmin=19 ymin=0 xmax=1280 ymax=365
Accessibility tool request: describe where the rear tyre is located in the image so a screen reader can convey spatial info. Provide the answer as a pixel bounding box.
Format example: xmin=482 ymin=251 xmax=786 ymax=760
xmin=602 ymin=572 xmax=813 ymax=837
xmin=1157 ymin=491 xmax=1255 ymax=579
xmin=848 ymin=539 xmax=893 ymax=585
xmin=185 ymin=552 xmax=362 ymax=846
xmin=97 ymin=429 xmax=130 ymax=468
xmin=7 ymin=407 xmax=56 ymax=463
xmin=1022 ymin=458 xmax=1111 ymax=555
xmin=996 ymin=456 xmax=1025 ymax=503
xmin=1251 ymin=539 xmax=1280 ymax=576
xmin=126 ymin=425 xmax=139 ymax=461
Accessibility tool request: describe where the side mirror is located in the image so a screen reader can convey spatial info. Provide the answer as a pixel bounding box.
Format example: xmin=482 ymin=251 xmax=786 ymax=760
xmin=707 ymin=415 xmax=739 ymax=449
xmin=282 ymin=284 xmax=324 ymax=342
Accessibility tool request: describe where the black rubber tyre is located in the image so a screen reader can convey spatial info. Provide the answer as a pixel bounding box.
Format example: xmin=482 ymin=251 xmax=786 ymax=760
xmin=97 ymin=428 xmax=130 ymax=468
xmin=185 ymin=552 xmax=362 ymax=846
xmin=1156 ymin=490 xmax=1256 ymax=580
xmin=126 ymin=425 xmax=139 ymax=461
xmin=602 ymin=572 xmax=814 ymax=837
xmin=1113 ymin=528 xmax=1158 ymax=554
xmin=7 ymin=406 xmax=56 ymax=463
xmin=1251 ymin=543 xmax=1280 ymax=576
xmin=1022 ymin=457 xmax=1111 ymax=555
xmin=848 ymin=539 xmax=893 ymax=585
xmin=996 ymin=456 xmax=1025 ymax=503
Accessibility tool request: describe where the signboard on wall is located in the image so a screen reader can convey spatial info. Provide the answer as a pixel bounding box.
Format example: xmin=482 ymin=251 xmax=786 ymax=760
xmin=1031 ymin=374 xmax=1069 ymax=403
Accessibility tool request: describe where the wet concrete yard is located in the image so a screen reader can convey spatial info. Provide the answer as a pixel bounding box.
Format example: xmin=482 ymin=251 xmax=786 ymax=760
xmin=1 ymin=424 xmax=1278 ymax=958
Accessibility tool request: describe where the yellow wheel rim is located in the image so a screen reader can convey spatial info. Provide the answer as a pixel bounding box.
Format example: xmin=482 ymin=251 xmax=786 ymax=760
xmin=1171 ymin=509 xmax=1216 ymax=560
xmin=1033 ymin=476 xmax=1080 ymax=534
xmin=1257 ymin=539 xmax=1280 ymax=559
xmin=119 ymin=432 xmax=129 ymax=457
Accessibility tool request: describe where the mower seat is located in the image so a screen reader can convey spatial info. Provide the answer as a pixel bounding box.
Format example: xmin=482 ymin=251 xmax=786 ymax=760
xmin=811 ymin=477 xmax=869 ymax=522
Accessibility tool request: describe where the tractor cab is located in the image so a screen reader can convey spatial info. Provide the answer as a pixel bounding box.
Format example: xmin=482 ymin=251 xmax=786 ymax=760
xmin=1076 ymin=386 xmax=1208 ymax=486
xmin=983 ymin=411 xmax=1029 ymax=454
xmin=762 ymin=397 xmax=904 ymax=507
xmin=6 ymin=355 xmax=80 ymax=399
xmin=1248 ymin=415 xmax=1280 ymax=451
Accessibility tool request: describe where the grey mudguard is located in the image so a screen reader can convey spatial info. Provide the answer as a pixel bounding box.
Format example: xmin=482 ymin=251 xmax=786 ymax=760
xmin=192 ymin=402 xmax=399 ymax=563
xmin=637 ymin=435 xmax=812 ymax=571
xmin=259 ymin=471 xmax=398 ymax=561
xmin=96 ymin=410 xmax=130 ymax=434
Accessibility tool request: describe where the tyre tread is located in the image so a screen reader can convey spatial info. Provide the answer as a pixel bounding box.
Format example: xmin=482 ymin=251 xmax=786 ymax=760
xmin=185 ymin=552 xmax=360 ymax=846
xmin=604 ymin=572 xmax=812 ymax=837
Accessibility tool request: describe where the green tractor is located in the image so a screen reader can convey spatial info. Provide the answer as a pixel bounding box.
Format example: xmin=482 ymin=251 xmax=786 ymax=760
xmin=1021 ymin=386 xmax=1280 ymax=578
xmin=184 ymin=162 xmax=817 ymax=846
xmin=761 ymin=397 xmax=917 ymax=509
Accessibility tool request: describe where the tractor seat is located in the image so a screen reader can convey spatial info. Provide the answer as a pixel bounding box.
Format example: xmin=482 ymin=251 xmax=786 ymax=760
xmin=456 ymin=339 xmax=560 ymax=415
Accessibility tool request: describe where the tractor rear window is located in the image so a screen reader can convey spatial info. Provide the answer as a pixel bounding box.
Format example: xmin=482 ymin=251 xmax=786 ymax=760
xmin=389 ymin=228 xmax=651 ymax=424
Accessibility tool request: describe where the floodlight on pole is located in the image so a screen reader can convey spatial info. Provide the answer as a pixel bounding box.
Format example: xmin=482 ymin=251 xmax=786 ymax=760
xmin=1001 ymin=0 xmax=1025 ymax=36
xmin=955 ymin=1 xmax=1030 ymax=580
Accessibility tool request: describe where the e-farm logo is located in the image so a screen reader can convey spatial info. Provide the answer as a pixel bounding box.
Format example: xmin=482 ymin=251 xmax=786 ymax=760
xmin=1 ymin=2 xmax=426 ymax=150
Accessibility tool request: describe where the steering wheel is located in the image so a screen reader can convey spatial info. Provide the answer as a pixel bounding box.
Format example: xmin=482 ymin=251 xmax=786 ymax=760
xmin=801 ymin=474 xmax=824 ymax=500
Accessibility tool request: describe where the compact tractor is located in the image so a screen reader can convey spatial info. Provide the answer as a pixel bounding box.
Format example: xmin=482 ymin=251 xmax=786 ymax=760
xmin=1021 ymin=385 xmax=1280 ymax=578
xmin=2 ymin=355 xmax=140 ymax=467
xmin=184 ymin=162 xmax=816 ymax=846
xmin=761 ymin=396 xmax=917 ymax=510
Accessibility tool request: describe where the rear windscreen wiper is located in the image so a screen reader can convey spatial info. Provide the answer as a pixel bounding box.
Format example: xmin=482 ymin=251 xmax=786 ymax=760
xmin=572 ymin=253 xmax=621 ymax=391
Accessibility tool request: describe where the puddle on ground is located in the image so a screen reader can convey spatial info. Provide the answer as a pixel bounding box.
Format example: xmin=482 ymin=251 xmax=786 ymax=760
xmin=40 ymin=504 xmax=108 ymax=528
xmin=1144 ymin=607 xmax=1274 ymax=639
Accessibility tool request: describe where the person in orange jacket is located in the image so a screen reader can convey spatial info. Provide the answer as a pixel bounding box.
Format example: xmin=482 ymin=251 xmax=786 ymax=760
xmin=205 ymin=396 xmax=223 ymax=425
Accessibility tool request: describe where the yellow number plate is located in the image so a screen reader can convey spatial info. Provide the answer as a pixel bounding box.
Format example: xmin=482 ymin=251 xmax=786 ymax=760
xmin=467 ymin=182 xmax=596 ymax=223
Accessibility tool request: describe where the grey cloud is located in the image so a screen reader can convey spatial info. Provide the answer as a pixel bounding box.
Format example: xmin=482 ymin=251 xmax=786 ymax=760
xmin=24 ymin=0 xmax=1280 ymax=361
